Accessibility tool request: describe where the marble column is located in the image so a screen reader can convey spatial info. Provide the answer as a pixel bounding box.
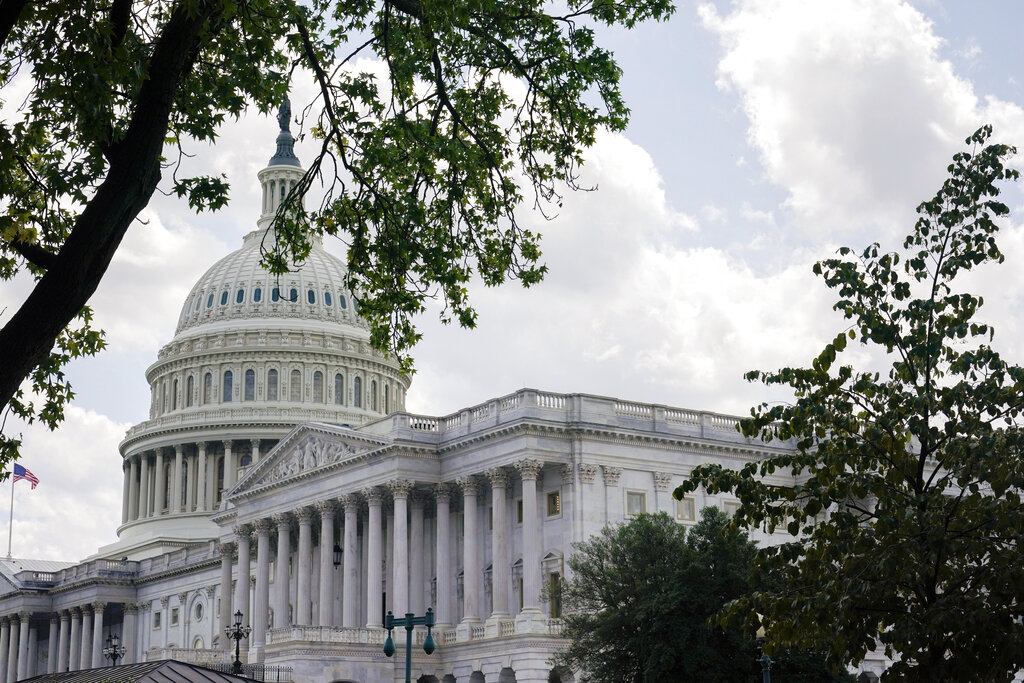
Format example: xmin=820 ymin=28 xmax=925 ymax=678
xmin=341 ymin=496 xmax=360 ymax=628
xmin=67 ymin=608 xmax=81 ymax=671
xmin=185 ymin=451 xmax=196 ymax=512
xmin=233 ymin=526 xmax=251 ymax=648
xmin=196 ymin=442 xmax=208 ymax=512
xmin=460 ymin=477 xmax=482 ymax=626
xmin=127 ymin=457 xmax=140 ymax=521
xmin=79 ymin=605 xmax=92 ymax=670
xmin=487 ymin=468 xmax=511 ymax=619
xmin=123 ymin=603 xmax=138 ymax=665
xmin=317 ymin=502 xmax=336 ymax=626
xmin=56 ymin=611 xmax=70 ymax=673
xmin=154 ymin=449 xmax=166 ymax=515
xmin=90 ymin=603 xmax=104 ymax=671
xmin=223 ymin=440 xmax=236 ymax=492
xmin=409 ymin=494 xmax=426 ymax=615
xmin=434 ymin=484 xmax=452 ymax=626
xmin=138 ymin=453 xmax=150 ymax=519
xmin=0 ymin=618 xmax=8 ymax=682
xmin=26 ymin=623 xmax=36 ymax=679
xmin=172 ymin=445 xmax=184 ymax=513
xmin=296 ymin=508 xmax=314 ymax=625
xmin=46 ymin=615 xmax=58 ymax=674
xmin=16 ymin=614 xmax=29 ymax=681
xmin=253 ymin=519 xmax=272 ymax=650
xmin=516 ymin=459 xmax=544 ymax=619
xmin=121 ymin=465 xmax=131 ymax=524
xmin=388 ymin=481 xmax=413 ymax=616
xmin=219 ymin=543 xmax=235 ymax=652
xmin=250 ymin=438 xmax=261 ymax=464
xmin=364 ymin=488 xmax=384 ymax=628
xmin=273 ymin=514 xmax=291 ymax=629
xmin=7 ymin=614 xmax=18 ymax=683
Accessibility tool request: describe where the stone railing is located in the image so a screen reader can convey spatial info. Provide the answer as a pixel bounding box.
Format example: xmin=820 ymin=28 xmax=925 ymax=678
xmin=267 ymin=619 xmax=562 ymax=648
xmin=266 ymin=626 xmax=386 ymax=646
xmin=148 ymin=647 xmax=227 ymax=665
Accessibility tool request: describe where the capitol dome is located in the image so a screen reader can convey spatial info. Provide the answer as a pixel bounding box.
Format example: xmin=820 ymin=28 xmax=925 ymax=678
xmin=103 ymin=103 xmax=411 ymax=560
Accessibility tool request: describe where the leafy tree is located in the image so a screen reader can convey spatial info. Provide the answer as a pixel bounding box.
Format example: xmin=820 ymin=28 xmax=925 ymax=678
xmin=677 ymin=126 xmax=1023 ymax=681
xmin=553 ymin=509 xmax=851 ymax=682
xmin=0 ymin=0 xmax=674 ymax=467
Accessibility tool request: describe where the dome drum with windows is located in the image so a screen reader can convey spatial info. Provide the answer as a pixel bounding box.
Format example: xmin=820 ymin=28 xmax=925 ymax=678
xmin=104 ymin=101 xmax=410 ymax=559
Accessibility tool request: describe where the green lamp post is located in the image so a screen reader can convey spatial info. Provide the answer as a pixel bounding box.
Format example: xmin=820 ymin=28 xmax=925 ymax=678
xmin=383 ymin=608 xmax=436 ymax=683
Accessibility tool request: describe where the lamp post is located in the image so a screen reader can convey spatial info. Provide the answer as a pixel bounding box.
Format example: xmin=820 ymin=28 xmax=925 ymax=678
xmin=102 ymin=633 xmax=126 ymax=666
xmin=225 ymin=609 xmax=252 ymax=675
xmin=755 ymin=624 xmax=773 ymax=683
xmin=382 ymin=608 xmax=436 ymax=683
xmin=333 ymin=543 xmax=342 ymax=568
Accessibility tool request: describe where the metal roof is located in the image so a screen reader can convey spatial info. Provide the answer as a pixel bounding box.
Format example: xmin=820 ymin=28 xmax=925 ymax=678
xmin=22 ymin=660 xmax=260 ymax=682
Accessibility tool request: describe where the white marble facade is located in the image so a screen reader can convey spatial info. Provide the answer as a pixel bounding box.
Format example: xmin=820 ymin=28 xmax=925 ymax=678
xmin=0 ymin=110 xmax=802 ymax=683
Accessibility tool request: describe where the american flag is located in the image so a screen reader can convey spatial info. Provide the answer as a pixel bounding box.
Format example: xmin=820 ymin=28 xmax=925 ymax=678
xmin=12 ymin=464 xmax=38 ymax=489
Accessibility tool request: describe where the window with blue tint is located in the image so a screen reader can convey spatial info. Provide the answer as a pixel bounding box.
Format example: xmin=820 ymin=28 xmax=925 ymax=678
xmin=339 ymin=295 xmax=347 ymax=309
xmin=353 ymin=376 xmax=362 ymax=408
xmin=272 ymin=287 xmax=280 ymax=302
xmin=334 ymin=373 xmax=343 ymax=404
xmin=223 ymin=370 xmax=233 ymax=402
xmin=324 ymin=292 xmax=332 ymax=307
xmin=267 ymin=369 xmax=278 ymax=400
xmin=290 ymin=288 xmax=298 ymax=302
xmin=206 ymin=294 xmax=214 ymax=308
xmin=244 ymin=369 xmax=255 ymax=401
xmin=307 ymin=290 xmax=315 ymax=304
xmin=236 ymin=289 xmax=244 ymax=304
xmin=254 ymin=287 xmax=262 ymax=303
xmin=220 ymin=291 xmax=228 ymax=306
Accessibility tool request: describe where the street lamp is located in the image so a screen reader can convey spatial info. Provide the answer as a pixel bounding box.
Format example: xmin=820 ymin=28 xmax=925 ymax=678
xmin=382 ymin=608 xmax=436 ymax=683
xmin=755 ymin=623 xmax=773 ymax=683
xmin=333 ymin=543 xmax=342 ymax=568
xmin=225 ymin=609 xmax=252 ymax=675
xmin=102 ymin=633 xmax=126 ymax=666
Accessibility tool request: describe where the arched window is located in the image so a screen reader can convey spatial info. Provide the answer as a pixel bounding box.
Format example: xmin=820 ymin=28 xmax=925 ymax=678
xmin=172 ymin=379 xmax=178 ymax=410
xmin=289 ymin=287 xmax=298 ymax=302
xmin=371 ymin=380 xmax=378 ymax=411
xmin=186 ymin=375 xmax=194 ymax=407
xmin=203 ymin=373 xmax=212 ymax=403
xmin=240 ymin=454 xmax=252 ymax=467
xmin=163 ymin=463 xmax=172 ymax=509
xmin=220 ymin=291 xmax=228 ymax=306
xmin=324 ymin=292 xmax=333 ymax=307
xmin=353 ymin=377 xmax=362 ymax=408
xmin=244 ymin=369 xmax=255 ymax=401
xmin=307 ymin=290 xmax=316 ymax=304
xmin=339 ymin=295 xmax=348 ymax=309
xmin=272 ymin=287 xmax=280 ymax=302
xmin=384 ymin=384 xmax=390 ymax=413
xmin=206 ymin=294 xmax=214 ymax=308
xmin=334 ymin=373 xmax=344 ymax=405
xmin=235 ymin=288 xmax=244 ymax=304
xmin=253 ymin=287 xmax=262 ymax=303
xmin=267 ymin=369 xmax=278 ymax=401
xmin=161 ymin=383 xmax=167 ymax=413
xmin=223 ymin=370 xmax=233 ymax=403
xmin=310 ymin=371 xmax=323 ymax=402
xmin=290 ymin=369 xmax=301 ymax=402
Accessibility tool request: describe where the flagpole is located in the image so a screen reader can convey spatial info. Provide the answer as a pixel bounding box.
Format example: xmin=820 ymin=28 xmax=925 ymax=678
xmin=6 ymin=476 xmax=13 ymax=559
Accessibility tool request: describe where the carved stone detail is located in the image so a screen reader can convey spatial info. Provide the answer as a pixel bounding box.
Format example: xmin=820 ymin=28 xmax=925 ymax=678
xmin=602 ymin=466 xmax=622 ymax=487
xmin=257 ymin=435 xmax=366 ymax=486
xmin=485 ymin=468 xmax=510 ymax=489
xmin=561 ymin=463 xmax=574 ymax=484
xmin=387 ymin=480 xmax=415 ymax=499
xmin=516 ymin=459 xmax=543 ymax=481
xmin=433 ymin=482 xmax=454 ymax=504
xmin=363 ymin=487 xmax=384 ymax=504
xmin=579 ymin=464 xmax=599 ymax=484
xmin=653 ymin=472 xmax=673 ymax=491
xmin=296 ymin=506 xmax=316 ymax=523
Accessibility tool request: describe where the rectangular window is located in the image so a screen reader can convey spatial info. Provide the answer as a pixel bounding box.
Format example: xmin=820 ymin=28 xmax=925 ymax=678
xmin=549 ymin=572 xmax=562 ymax=618
xmin=517 ymin=577 xmax=524 ymax=610
xmin=723 ymin=500 xmax=741 ymax=518
xmin=170 ymin=607 xmax=179 ymax=626
xmin=676 ymin=496 xmax=696 ymax=522
xmin=516 ymin=499 xmax=523 ymax=524
xmin=546 ymin=491 xmax=561 ymax=517
xmin=153 ymin=612 xmax=162 ymax=630
xmin=488 ymin=507 xmax=493 ymax=531
xmin=626 ymin=491 xmax=646 ymax=516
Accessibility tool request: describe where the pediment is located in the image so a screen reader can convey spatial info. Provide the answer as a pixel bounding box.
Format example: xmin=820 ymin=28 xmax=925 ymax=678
xmin=230 ymin=422 xmax=390 ymax=498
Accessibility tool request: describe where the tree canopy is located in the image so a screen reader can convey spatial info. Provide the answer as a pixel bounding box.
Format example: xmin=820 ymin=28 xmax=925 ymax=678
xmin=0 ymin=0 xmax=674 ymax=467
xmin=553 ymin=508 xmax=851 ymax=682
xmin=677 ymin=126 xmax=1023 ymax=681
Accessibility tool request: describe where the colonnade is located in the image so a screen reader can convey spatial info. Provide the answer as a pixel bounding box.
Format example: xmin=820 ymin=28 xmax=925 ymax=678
xmin=0 ymin=602 xmax=138 ymax=680
xmin=221 ymin=459 xmax=550 ymax=656
xmin=121 ymin=439 xmax=265 ymax=524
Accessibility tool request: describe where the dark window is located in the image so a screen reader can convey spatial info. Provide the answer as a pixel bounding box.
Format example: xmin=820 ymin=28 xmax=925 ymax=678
xmin=220 ymin=291 xmax=228 ymax=306
xmin=371 ymin=380 xmax=378 ymax=411
xmin=223 ymin=370 xmax=233 ymax=402
xmin=206 ymin=294 xmax=214 ymax=308
xmin=353 ymin=377 xmax=362 ymax=408
xmin=334 ymin=374 xmax=343 ymax=405
xmin=307 ymin=290 xmax=316 ymax=304
xmin=289 ymin=288 xmax=298 ymax=302
xmin=339 ymin=295 xmax=347 ymax=309
xmin=236 ymin=289 xmax=244 ymax=304
xmin=244 ymin=369 xmax=255 ymax=401
xmin=384 ymin=384 xmax=389 ymax=413
xmin=267 ymin=369 xmax=278 ymax=401
xmin=313 ymin=371 xmax=324 ymax=402
xmin=324 ymin=292 xmax=332 ymax=307
xmin=203 ymin=373 xmax=212 ymax=403
xmin=186 ymin=376 xmax=194 ymax=407
xmin=290 ymin=369 xmax=301 ymax=402
xmin=272 ymin=287 xmax=280 ymax=302
xmin=172 ymin=379 xmax=178 ymax=410
xmin=254 ymin=287 xmax=262 ymax=303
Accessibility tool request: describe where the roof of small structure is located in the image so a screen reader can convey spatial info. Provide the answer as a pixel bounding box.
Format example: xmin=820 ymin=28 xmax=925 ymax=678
xmin=22 ymin=660 xmax=260 ymax=682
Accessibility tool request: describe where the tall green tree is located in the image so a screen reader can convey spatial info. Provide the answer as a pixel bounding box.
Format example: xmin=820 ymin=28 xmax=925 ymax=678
xmin=553 ymin=509 xmax=851 ymax=682
xmin=678 ymin=126 xmax=1023 ymax=681
xmin=0 ymin=0 xmax=674 ymax=467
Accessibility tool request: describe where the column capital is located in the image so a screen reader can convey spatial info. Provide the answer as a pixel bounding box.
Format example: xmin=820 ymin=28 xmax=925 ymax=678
xmin=273 ymin=511 xmax=293 ymax=528
xmin=296 ymin=506 xmax=316 ymax=524
xmin=601 ymin=465 xmax=622 ymax=487
xmin=341 ymin=493 xmax=361 ymax=511
xmin=515 ymin=459 xmax=543 ymax=480
xmin=159 ymin=596 xmax=170 ymax=608
xmin=196 ymin=440 xmax=207 ymax=451
xmin=50 ymin=613 xmax=60 ymax=624
xmin=561 ymin=463 xmax=574 ymax=484
xmin=455 ymin=475 xmax=482 ymax=495
xmin=362 ymin=486 xmax=385 ymax=504
xmin=70 ymin=606 xmax=81 ymax=617
xmin=579 ymin=463 xmax=599 ymax=484
xmin=174 ymin=444 xmax=183 ymax=456
xmin=91 ymin=601 xmax=106 ymax=611
xmin=433 ymin=482 xmax=454 ymax=503
xmin=219 ymin=541 xmax=236 ymax=557
xmin=79 ymin=604 xmax=92 ymax=617
xmin=250 ymin=438 xmax=260 ymax=449
xmin=123 ymin=603 xmax=139 ymax=614
xmin=233 ymin=523 xmax=252 ymax=539
xmin=654 ymin=472 xmax=672 ymax=491
xmin=176 ymin=592 xmax=188 ymax=605
xmin=59 ymin=611 xmax=70 ymax=622
xmin=222 ymin=439 xmax=233 ymax=451
xmin=254 ymin=518 xmax=274 ymax=534
xmin=386 ymin=479 xmax=414 ymax=499
xmin=315 ymin=499 xmax=337 ymax=516
xmin=485 ymin=468 xmax=510 ymax=489
xmin=205 ymin=585 xmax=216 ymax=599
xmin=409 ymin=490 xmax=428 ymax=510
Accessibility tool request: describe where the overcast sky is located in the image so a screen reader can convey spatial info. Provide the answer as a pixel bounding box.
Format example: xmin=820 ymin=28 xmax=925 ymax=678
xmin=3 ymin=0 xmax=1024 ymax=561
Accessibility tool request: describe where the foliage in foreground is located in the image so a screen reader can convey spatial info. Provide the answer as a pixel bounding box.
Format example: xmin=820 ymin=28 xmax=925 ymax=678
xmin=0 ymin=0 xmax=674 ymax=469
xmin=553 ymin=509 xmax=852 ymax=682
xmin=678 ymin=126 xmax=1024 ymax=681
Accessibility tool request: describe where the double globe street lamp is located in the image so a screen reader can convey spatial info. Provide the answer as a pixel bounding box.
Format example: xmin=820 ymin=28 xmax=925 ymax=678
xmin=383 ymin=608 xmax=436 ymax=683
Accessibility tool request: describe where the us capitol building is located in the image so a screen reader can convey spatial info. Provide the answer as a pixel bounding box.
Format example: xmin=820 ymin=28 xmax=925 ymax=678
xmin=0 ymin=109 xmax=812 ymax=682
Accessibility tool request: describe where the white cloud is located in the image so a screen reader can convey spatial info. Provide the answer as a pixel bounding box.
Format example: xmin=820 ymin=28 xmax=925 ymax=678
xmin=699 ymin=0 xmax=1024 ymax=240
